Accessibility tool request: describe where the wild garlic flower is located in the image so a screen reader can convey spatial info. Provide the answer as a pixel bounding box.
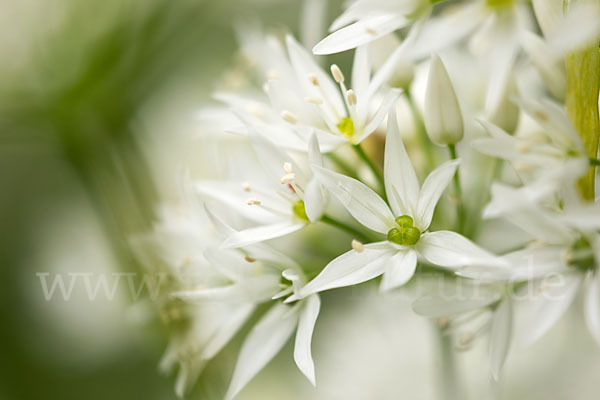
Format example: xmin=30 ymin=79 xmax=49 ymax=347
xmin=413 ymin=281 xmax=512 ymax=380
xmin=196 ymin=133 xmax=326 ymax=248
xmin=287 ymin=110 xmax=505 ymax=299
xmin=473 ymin=97 xmax=589 ymax=179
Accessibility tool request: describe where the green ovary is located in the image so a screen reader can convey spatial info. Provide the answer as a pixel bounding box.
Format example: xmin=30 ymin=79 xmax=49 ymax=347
xmin=387 ymin=215 xmax=421 ymax=245
xmin=568 ymin=237 xmax=595 ymax=271
xmin=337 ymin=117 xmax=355 ymax=139
xmin=293 ymin=199 xmax=309 ymax=221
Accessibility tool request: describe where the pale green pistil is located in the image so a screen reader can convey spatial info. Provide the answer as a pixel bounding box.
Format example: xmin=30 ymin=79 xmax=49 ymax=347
xmin=387 ymin=215 xmax=421 ymax=245
xmin=293 ymin=199 xmax=309 ymax=221
xmin=337 ymin=117 xmax=355 ymax=139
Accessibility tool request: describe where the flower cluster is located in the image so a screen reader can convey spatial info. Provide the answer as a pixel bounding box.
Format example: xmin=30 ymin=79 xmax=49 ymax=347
xmin=136 ymin=0 xmax=600 ymax=398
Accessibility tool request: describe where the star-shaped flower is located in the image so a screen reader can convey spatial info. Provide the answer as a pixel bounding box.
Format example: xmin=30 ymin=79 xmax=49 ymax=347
xmin=288 ymin=109 xmax=505 ymax=298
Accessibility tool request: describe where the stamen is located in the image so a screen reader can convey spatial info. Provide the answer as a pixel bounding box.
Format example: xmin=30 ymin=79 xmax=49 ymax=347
xmin=280 ymin=173 xmax=296 ymax=184
xmin=351 ymin=239 xmax=364 ymax=253
xmin=281 ymin=110 xmax=298 ymax=124
xmin=308 ymin=73 xmax=319 ymax=86
xmin=330 ymin=64 xmax=345 ymax=83
xmin=438 ymin=317 xmax=450 ymax=329
xmin=247 ymin=198 xmax=261 ymax=205
xmin=283 ymin=162 xmax=293 ymax=174
xmin=366 ymin=27 xmax=377 ymax=35
xmin=241 ymin=182 xmax=251 ymax=192
xmin=244 ymin=255 xmax=256 ymax=263
xmin=346 ymin=89 xmax=357 ymax=106
xmin=305 ymin=96 xmax=324 ymax=105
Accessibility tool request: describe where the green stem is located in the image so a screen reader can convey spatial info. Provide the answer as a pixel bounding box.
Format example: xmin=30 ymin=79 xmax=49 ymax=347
xmin=589 ymin=157 xmax=600 ymax=166
xmin=564 ymin=1 xmax=600 ymax=201
xmin=434 ymin=323 xmax=461 ymax=400
xmin=405 ymin=88 xmax=435 ymax=170
xmin=351 ymin=143 xmax=387 ymax=201
xmin=326 ymin=152 xmax=357 ymax=178
xmin=448 ymin=144 xmax=465 ymax=234
xmin=321 ymin=214 xmax=371 ymax=242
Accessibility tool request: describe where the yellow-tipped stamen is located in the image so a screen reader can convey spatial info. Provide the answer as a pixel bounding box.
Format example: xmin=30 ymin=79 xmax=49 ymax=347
xmin=280 ymin=173 xmax=296 ymax=184
xmin=330 ymin=64 xmax=345 ymax=83
xmin=351 ymin=239 xmax=364 ymax=253
xmin=241 ymin=182 xmax=251 ymax=192
xmin=305 ymin=96 xmax=324 ymax=105
xmin=283 ymin=162 xmax=293 ymax=174
xmin=308 ymin=73 xmax=319 ymax=86
xmin=366 ymin=27 xmax=377 ymax=35
xmin=346 ymin=89 xmax=357 ymax=106
xmin=247 ymin=198 xmax=262 ymax=205
xmin=244 ymin=255 xmax=256 ymax=263
xmin=281 ymin=110 xmax=298 ymax=124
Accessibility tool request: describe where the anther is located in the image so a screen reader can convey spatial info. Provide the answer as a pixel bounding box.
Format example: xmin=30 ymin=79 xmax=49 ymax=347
xmin=244 ymin=255 xmax=257 ymax=263
xmin=247 ymin=198 xmax=261 ymax=205
xmin=366 ymin=27 xmax=377 ymax=35
xmin=438 ymin=317 xmax=450 ymax=329
xmin=305 ymin=96 xmax=324 ymax=105
xmin=283 ymin=162 xmax=293 ymax=174
xmin=241 ymin=182 xmax=251 ymax=192
xmin=330 ymin=64 xmax=345 ymax=83
xmin=308 ymin=73 xmax=319 ymax=86
xmin=280 ymin=173 xmax=296 ymax=184
xmin=351 ymin=239 xmax=364 ymax=253
xmin=281 ymin=110 xmax=298 ymax=124
xmin=346 ymin=89 xmax=357 ymax=106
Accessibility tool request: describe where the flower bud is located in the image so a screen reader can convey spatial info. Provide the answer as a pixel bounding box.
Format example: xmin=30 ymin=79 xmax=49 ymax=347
xmin=424 ymin=54 xmax=464 ymax=146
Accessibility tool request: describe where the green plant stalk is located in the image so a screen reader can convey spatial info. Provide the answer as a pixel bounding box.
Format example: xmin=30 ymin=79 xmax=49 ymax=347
xmin=564 ymin=0 xmax=600 ymax=200
xmin=326 ymin=152 xmax=358 ymax=178
xmin=320 ymin=214 xmax=373 ymax=243
xmin=405 ymin=89 xmax=435 ymax=171
xmin=351 ymin=143 xmax=387 ymax=202
xmin=448 ymin=144 xmax=465 ymax=234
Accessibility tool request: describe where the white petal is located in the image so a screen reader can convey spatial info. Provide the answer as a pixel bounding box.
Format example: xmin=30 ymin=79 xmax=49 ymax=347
xmin=313 ymin=14 xmax=409 ymax=55
xmin=248 ymin=129 xmax=306 ymax=184
xmin=520 ymin=273 xmax=583 ymax=348
xmin=415 ymin=159 xmax=459 ymax=231
xmin=298 ymin=242 xmax=395 ymax=297
xmin=357 ymin=89 xmax=400 ymax=143
xmin=222 ymin=221 xmax=306 ymax=248
xmin=584 ymin=271 xmax=600 ymax=346
xmin=286 ymin=35 xmax=346 ymax=117
xmin=424 ymin=54 xmax=464 ymax=145
xmin=202 ymin=303 xmax=256 ymax=360
xmin=489 ymin=300 xmax=512 ymax=381
xmin=294 ymin=295 xmax=321 ymax=385
xmin=384 ymin=107 xmax=419 ymax=217
xmin=380 ymin=249 xmax=417 ymax=292
xmin=352 ymin=44 xmax=370 ymax=105
xmin=225 ymin=303 xmax=299 ymax=400
xmin=313 ymin=165 xmax=395 ymax=234
xmin=304 ymin=177 xmax=325 ymax=223
xmin=417 ymin=231 xmax=504 ymax=270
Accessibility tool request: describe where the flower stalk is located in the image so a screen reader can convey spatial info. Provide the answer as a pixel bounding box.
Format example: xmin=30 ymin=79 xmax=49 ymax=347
xmin=564 ymin=0 xmax=600 ymax=200
xmin=448 ymin=144 xmax=465 ymax=234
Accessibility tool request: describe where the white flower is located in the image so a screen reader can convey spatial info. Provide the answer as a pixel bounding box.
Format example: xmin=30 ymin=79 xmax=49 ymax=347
xmin=288 ymin=109 xmax=505 ymax=298
xmin=424 ymin=54 xmax=464 ymax=146
xmin=270 ymin=35 xmax=399 ymax=145
xmin=464 ymin=179 xmax=600 ymax=347
xmin=472 ymin=97 xmax=588 ymax=179
xmin=312 ymin=0 xmax=432 ymax=55
xmin=225 ymin=269 xmax=321 ymax=400
xmin=196 ymin=132 xmax=327 ymax=248
xmin=412 ymin=280 xmax=512 ymax=380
